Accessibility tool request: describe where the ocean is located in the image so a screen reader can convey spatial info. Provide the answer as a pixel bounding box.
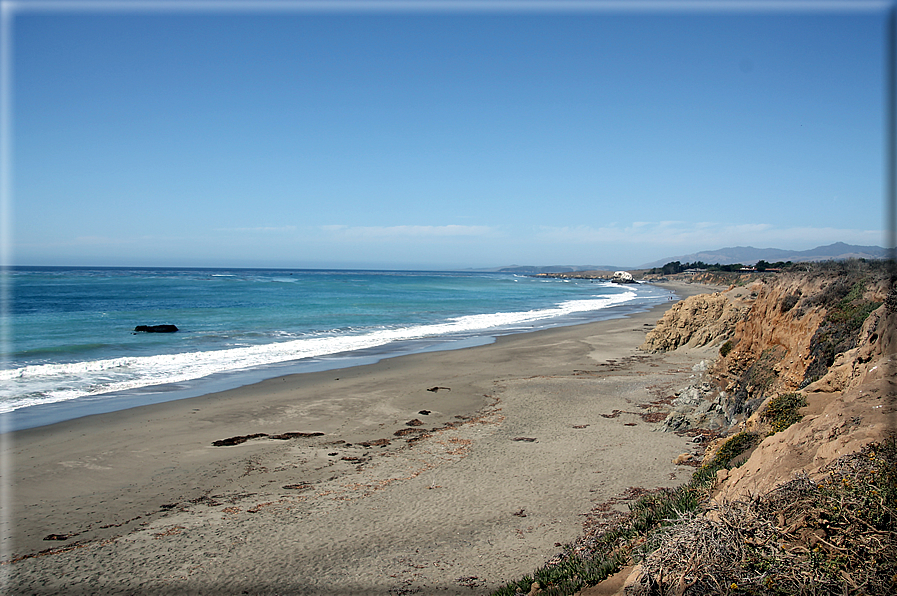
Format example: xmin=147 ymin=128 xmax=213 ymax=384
xmin=1 ymin=267 xmax=673 ymax=430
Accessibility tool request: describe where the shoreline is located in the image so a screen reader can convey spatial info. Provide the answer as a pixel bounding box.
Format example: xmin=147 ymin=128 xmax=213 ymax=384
xmin=4 ymin=281 xmax=693 ymax=434
xmin=4 ymin=281 xmax=721 ymax=595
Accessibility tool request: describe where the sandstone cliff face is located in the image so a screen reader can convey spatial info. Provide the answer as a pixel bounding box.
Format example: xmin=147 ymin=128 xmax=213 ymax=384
xmin=713 ymin=268 xmax=891 ymax=416
xmin=639 ymin=289 xmax=753 ymax=353
xmin=717 ymin=299 xmax=895 ymax=500
xmin=613 ymin=264 xmax=894 ymax=596
xmin=650 ymin=262 xmax=895 ymax=500
xmin=647 ymin=266 xmax=891 ymax=425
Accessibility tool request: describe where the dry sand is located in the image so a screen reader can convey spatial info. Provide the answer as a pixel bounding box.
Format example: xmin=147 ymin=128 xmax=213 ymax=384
xmin=2 ymin=282 xmax=720 ymax=595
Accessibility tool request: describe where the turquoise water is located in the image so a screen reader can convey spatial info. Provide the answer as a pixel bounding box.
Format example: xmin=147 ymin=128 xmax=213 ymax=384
xmin=2 ymin=267 xmax=671 ymax=429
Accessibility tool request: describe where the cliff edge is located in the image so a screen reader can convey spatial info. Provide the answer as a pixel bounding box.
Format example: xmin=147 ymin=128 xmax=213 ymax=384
xmin=624 ymin=261 xmax=896 ymax=595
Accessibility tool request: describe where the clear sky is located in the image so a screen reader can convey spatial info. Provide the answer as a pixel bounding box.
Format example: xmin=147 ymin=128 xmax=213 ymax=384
xmin=5 ymin=0 xmax=893 ymax=269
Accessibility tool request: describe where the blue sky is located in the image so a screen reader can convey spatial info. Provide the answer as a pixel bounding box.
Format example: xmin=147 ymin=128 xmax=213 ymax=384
xmin=4 ymin=1 xmax=892 ymax=269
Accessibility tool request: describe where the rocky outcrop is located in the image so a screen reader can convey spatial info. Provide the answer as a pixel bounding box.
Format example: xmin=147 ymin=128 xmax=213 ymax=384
xmin=648 ymin=261 xmax=893 ymax=431
xmin=134 ymin=324 xmax=179 ymax=333
xmin=711 ymin=266 xmax=890 ymax=417
xmin=639 ymin=289 xmax=753 ymax=353
xmin=646 ymin=261 xmax=894 ymax=491
xmin=591 ymin=262 xmax=894 ymax=595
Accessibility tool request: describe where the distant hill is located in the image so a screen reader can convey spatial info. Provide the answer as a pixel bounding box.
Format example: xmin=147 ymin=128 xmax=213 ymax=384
xmin=639 ymin=242 xmax=889 ymax=268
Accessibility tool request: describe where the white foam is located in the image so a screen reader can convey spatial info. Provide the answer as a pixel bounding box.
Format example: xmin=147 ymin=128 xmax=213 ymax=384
xmin=0 ymin=289 xmax=637 ymax=413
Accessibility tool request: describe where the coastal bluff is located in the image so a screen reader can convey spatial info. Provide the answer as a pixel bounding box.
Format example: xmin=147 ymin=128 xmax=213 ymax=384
xmin=639 ymin=289 xmax=752 ymax=353
xmin=584 ymin=262 xmax=896 ymax=596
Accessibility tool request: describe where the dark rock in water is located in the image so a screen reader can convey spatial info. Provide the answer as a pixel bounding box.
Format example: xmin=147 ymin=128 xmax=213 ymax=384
xmin=134 ymin=324 xmax=179 ymax=333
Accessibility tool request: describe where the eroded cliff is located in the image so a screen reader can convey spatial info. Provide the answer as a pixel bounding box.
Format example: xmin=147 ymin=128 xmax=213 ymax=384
xmin=626 ymin=261 xmax=896 ymax=595
xmin=639 ymin=288 xmax=753 ymax=353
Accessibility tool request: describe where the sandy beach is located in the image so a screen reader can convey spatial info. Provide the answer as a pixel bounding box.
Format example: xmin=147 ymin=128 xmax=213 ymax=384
xmin=3 ymin=282 xmax=721 ymax=595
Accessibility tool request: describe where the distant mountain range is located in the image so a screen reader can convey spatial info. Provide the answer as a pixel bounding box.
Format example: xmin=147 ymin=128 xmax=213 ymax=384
xmin=637 ymin=242 xmax=890 ymax=268
xmin=478 ymin=243 xmax=890 ymax=274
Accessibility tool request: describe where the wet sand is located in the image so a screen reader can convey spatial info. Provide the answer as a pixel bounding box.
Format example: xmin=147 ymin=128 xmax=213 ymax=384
xmin=3 ymin=282 xmax=720 ymax=595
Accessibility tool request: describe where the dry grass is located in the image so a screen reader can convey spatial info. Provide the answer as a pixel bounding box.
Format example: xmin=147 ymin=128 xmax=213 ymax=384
xmin=630 ymin=437 xmax=897 ymax=595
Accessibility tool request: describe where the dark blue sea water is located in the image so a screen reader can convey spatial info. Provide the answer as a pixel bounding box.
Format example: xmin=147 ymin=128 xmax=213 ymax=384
xmin=2 ymin=267 xmax=672 ymax=430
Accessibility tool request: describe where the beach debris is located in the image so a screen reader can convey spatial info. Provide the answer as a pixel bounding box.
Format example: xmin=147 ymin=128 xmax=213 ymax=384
xmin=282 ymin=483 xmax=311 ymax=490
xmin=405 ymin=433 xmax=432 ymax=445
xmin=340 ymin=456 xmax=367 ymax=462
xmin=212 ymin=431 xmax=323 ymax=446
xmin=405 ymin=419 xmax=424 ymax=426
xmin=153 ymin=525 xmax=185 ymax=539
xmin=268 ymin=432 xmax=325 ymax=440
xmin=418 ymin=409 xmax=431 ymax=415
xmin=394 ymin=428 xmax=422 ymax=437
xmin=456 ymin=576 xmax=484 ymax=589
xmin=673 ymin=453 xmax=694 ymax=465
xmin=133 ymin=324 xmax=178 ymax=333
xmin=43 ymin=533 xmax=76 ymax=541
xmin=513 ymin=509 xmax=527 ymax=517
xmin=572 ymin=424 xmax=589 ymax=429
xmin=640 ymin=411 xmax=668 ymax=423
xmin=212 ymin=433 xmax=267 ymax=446
xmin=427 ymin=386 xmax=451 ymax=392
xmin=513 ymin=437 xmax=537 ymax=442
xmin=327 ymin=452 xmax=338 ymax=456
xmin=358 ymin=438 xmax=391 ymax=447
xmin=624 ymin=422 xmax=637 ymax=426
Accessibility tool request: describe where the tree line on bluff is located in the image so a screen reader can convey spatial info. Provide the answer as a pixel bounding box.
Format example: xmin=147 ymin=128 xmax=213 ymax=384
xmin=649 ymin=260 xmax=794 ymax=275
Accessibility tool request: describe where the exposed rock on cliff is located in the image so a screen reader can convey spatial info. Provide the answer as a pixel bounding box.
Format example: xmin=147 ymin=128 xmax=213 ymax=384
xmin=497 ymin=264 xmax=893 ymax=596
xmin=639 ymin=288 xmax=753 ymax=353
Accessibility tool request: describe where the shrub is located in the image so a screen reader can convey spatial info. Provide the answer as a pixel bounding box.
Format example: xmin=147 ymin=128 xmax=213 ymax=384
xmin=801 ymin=280 xmax=882 ymax=387
xmin=779 ymin=293 xmax=800 ymax=313
xmin=761 ymin=393 xmax=807 ymax=435
xmin=631 ymin=436 xmax=897 ymax=595
xmin=719 ymin=340 xmax=734 ymax=357
xmin=692 ymin=432 xmax=760 ymax=485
